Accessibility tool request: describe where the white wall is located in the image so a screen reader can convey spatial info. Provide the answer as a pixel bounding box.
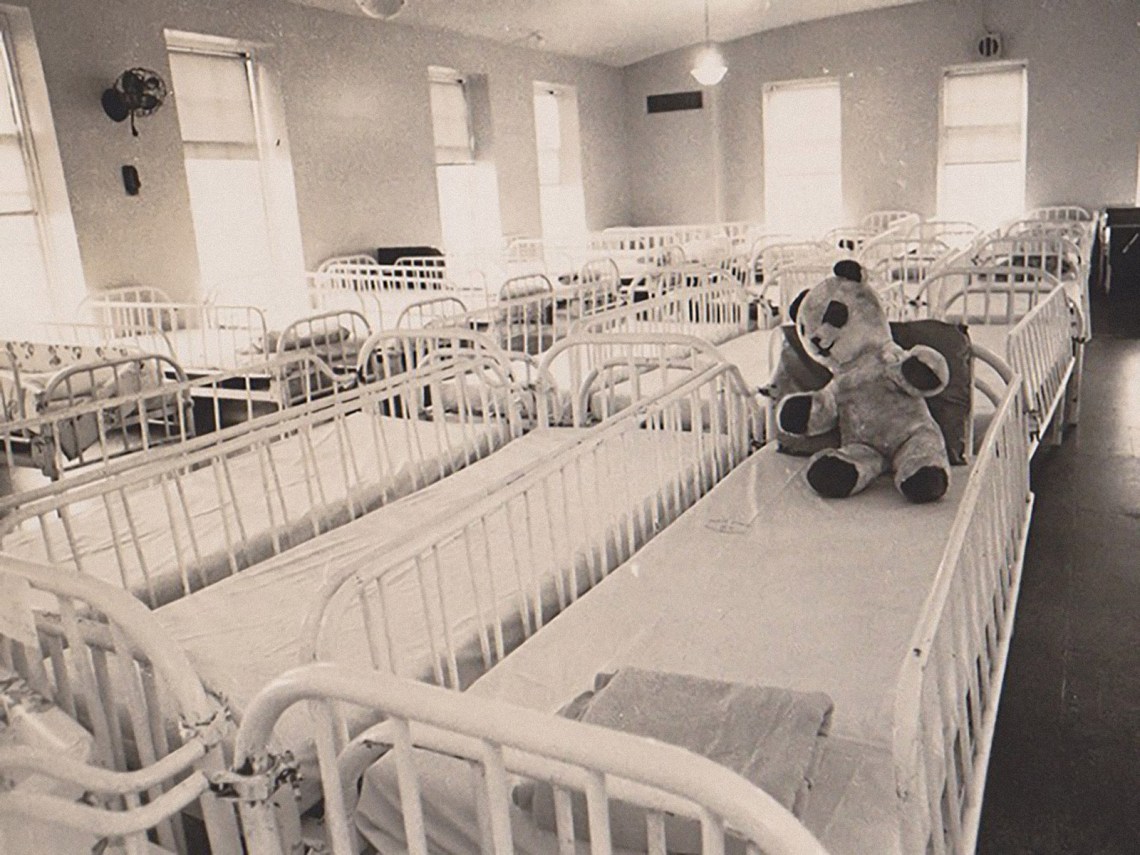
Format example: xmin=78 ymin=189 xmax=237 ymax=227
xmin=14 ymin=0 xmax=630 ymax=302
xmin=622 ymin=0 xmax=1140 ymax=226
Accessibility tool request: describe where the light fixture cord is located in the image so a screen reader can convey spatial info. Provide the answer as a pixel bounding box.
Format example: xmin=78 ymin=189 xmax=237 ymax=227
xmin=704 ymin=0 xmax=711 ymax=42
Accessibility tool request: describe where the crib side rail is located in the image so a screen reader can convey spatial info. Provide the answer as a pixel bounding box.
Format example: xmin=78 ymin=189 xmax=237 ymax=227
xmin=910 ymin=265 xmax=1062 ymax=323
xmin=82 ymin=298 xmax=271 ymax=370
xmin=1 ymin=351 xmax=522 ymax=608
xmin=0 ymin=560 xmax=241 ymax=854
xmin=1005 ymin=284 xmax=1079 ymax=456
xmin=0 ymin=351 xmax=361 ymax=481
xmin=303 ymin=358 xmax=760 ymax=692
xmin=1023 ymin=205 xmax=1092 ymax=223
xmin=440 ymin=275 xmax=626 ymax=360
xmin=892 ymin=380 xmax=1031 ymax=855
xmin=0 ymin=352 xmax=193 ymax=477
xmin=222 ymin=664 xmax=826 ymax=855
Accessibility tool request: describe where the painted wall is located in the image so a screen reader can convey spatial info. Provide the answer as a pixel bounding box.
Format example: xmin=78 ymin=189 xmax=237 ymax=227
xmin=622 ymin=0 xmax=1140 ymax=226
xmin=14 ymin=0 xmax=630 ymax=302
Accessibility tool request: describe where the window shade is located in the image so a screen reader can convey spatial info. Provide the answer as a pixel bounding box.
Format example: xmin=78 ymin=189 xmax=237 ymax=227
xmin=534 ymin=90 xmax=562 ymax=186
xmin=429 ymin=77 xmax=473 ymax=165
xmin=943 ymin=68 xmax=1023 ymax=127
xmin=938 ymin=64 xmax=1026 ymax=228
xmin=763 ymin=80 xmax=842 ymax=236
xmin=168 ymin=50 xmax=258 ymax=152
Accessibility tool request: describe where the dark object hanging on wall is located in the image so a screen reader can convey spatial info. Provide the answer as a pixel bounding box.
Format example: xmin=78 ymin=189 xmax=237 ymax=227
xmin=102 ymin=68 xmax=168 ymax=137
xmin=647 ymin=91 xmax=704 ymax=114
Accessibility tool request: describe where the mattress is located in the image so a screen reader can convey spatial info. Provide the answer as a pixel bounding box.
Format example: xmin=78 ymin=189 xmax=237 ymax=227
xmin=356 ymin=441 xmax=980 ymax=854
xmin=156 ymin=427 xmax=719 ymax=802
xmin=1 ymin=413 xmax=503 ymax=605
xmin=128 ymin=327 xmax=362 ymax=373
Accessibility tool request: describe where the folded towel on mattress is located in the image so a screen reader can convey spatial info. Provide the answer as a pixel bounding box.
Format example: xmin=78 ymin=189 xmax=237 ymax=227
xmin=514 ymin=667 xmax=833 ymax=854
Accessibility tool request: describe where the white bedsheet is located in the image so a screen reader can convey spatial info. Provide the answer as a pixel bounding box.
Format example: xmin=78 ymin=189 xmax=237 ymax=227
xmin=2 ymin=414 xmax=501 ymax=604
xmin=357 ymin=442 xmax=977 ymax=854
xmin=716 ymin=328 xmax=779 ymax=390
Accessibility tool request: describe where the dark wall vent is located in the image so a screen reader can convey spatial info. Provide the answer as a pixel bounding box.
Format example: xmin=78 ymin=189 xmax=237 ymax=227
xmin=646 ymin=91 xmax=703 ymax=114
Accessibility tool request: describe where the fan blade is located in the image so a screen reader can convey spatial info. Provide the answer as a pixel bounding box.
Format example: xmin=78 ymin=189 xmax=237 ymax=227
xmin=101 ymin=88 xmax=130 ymax=123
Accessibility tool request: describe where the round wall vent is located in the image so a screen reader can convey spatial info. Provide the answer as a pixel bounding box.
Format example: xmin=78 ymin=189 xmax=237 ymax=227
xmin=977 ymin=31 xmax=1004 ymax=59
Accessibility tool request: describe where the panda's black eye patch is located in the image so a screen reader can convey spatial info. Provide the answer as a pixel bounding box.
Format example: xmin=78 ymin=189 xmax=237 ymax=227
xmin=822 ymin=300 xmax=849 ymax=328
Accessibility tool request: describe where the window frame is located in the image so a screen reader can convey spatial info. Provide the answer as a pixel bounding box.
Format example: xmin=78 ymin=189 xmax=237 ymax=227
xmin=936 ymin=59 xmax=1028 ymax=225
xmin=164 ymin=29 xmax=306 ymax=309
xmin=0 ymin=5 xmax=86 ymax=328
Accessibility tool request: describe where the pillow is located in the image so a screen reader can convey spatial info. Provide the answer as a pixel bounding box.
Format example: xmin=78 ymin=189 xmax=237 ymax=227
xmin=262 ymin=325 xmax=352 ymax=354
xmin=766 ymin=321 xmax=973 ymax=465
xmin=514 ymin=668 xmax=833 ymax=854
xmin=888 ymin=320 xmax=973 ymax=465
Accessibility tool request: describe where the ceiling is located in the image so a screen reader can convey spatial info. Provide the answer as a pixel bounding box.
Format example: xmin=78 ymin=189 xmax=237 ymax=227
xmin=293 ymin=0 xmax=932 ymax=67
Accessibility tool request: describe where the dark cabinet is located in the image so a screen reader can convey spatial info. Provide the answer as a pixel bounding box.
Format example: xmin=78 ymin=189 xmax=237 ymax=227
xmin=1104 ymin=207 xmax=1140 ymax=299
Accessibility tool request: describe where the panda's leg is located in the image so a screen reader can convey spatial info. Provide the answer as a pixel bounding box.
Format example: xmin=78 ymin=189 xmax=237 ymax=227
xmin=805 ymin=442 xmax=885 ymax=499
xmin=893 ymin=424 xmax=951 ymax=503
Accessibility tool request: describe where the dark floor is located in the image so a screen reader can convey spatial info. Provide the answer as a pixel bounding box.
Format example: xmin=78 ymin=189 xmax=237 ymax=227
xmin=978 ymin=290 xmax=1140 ymax=854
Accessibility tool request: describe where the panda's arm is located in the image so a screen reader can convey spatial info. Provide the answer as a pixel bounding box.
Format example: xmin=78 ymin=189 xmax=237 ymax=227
xmin=776 ymin=383 xmax=839 ymax=436
xmin=889 ymin=344 xmax=949 ymax=398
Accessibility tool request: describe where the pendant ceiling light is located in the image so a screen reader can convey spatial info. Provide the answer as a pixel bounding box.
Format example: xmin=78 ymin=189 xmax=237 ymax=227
xmin=690 ymin=0 xmax=727 ymax=86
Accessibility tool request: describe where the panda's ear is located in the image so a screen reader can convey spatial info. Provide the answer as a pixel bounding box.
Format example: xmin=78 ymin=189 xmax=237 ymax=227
xmin=833 ymin=259 xmax=863 ymax=283
xmin=788 ymin=289 xmax=808 ymax=322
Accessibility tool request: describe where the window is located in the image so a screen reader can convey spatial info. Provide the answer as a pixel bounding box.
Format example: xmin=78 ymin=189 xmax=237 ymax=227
xmin=763 ymin=78 xmax=842 ymax=238
xmin=0 ymin=9 xmax=84 ymax=336
xmin=533 ymin=84 xmax=587 ymax=243
xmin=428 ymin=68 xmax=502 ymax=258
xmin=166 ymin=33 xmax=305 ymax=320
xmin=938 ymin=63 xmax=1026 ymax=230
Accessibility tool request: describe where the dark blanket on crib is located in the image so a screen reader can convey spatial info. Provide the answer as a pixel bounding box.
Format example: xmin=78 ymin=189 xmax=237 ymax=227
xmin=515 ymin=668 xmax=833 ymax=854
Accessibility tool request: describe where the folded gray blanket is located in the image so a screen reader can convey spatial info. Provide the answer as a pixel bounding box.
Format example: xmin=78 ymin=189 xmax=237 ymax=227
xmin=516 ymin=667 xmax=833 ymax=853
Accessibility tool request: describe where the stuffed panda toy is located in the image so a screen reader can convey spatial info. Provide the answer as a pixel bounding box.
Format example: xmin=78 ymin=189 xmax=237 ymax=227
xmin=775 ymin=259 xmax=951 ymax=503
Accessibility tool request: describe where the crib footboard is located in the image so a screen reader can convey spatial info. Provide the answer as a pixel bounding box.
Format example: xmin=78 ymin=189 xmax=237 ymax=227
xmin=273 ymin=307 xmax=372 ymax=404
xmin=218 ymin=664 xmax=827 ymax=855
xmin=572 ymin=275 xmax=750 ymax=347
xmin=892 ymin=380 xmax=1032 ymax=854
xmin=0 ymin=560 xmax=241 ymax=854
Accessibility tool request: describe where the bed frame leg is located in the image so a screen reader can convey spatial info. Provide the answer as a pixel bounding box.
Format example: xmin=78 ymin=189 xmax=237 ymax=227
xmin=1065 ymin=343 xmax=1084 ymax=428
